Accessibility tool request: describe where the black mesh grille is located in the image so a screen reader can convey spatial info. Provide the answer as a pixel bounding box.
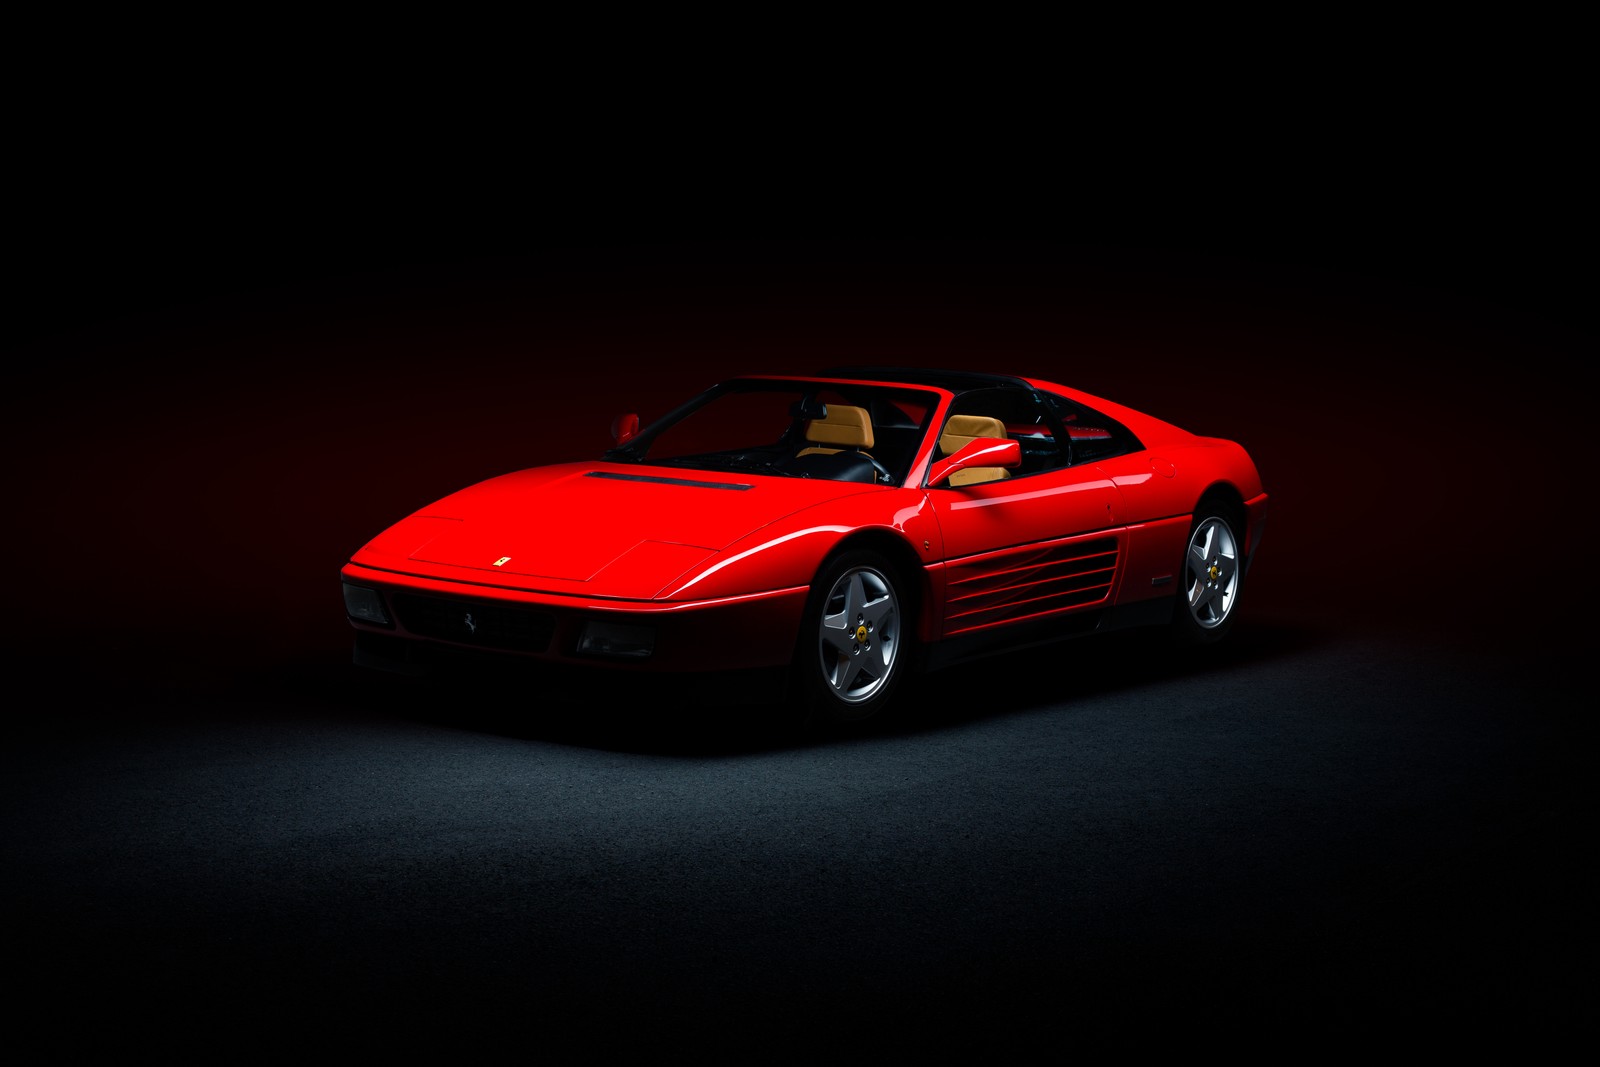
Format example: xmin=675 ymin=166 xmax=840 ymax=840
xmin=392 ymin=593 xmax=555 ymax=653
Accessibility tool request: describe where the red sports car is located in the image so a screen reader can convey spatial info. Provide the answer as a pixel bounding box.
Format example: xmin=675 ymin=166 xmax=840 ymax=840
xmin=341 ymin=367 xmax=1268 ymax=724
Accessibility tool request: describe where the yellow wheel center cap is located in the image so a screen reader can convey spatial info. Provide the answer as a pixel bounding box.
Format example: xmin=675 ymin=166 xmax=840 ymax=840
xmin=1208 ymin=563 xmax=1220 ymax=581
xmin=855 ymin=624 xmax=870 ymax=645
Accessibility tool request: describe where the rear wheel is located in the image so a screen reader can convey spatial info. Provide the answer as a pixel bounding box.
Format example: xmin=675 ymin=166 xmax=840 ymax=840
xmin=795 ymin=550 xmax=914 ymax=726
xmin=1173 ymin=504 xmax=1243 ymax=646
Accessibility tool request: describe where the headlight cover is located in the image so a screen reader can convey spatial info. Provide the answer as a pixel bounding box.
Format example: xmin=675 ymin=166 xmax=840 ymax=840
xmin=577 ymin=620 xmax=655 ymax=659
xmin=342 ymin=583 xmax=391 ymax=626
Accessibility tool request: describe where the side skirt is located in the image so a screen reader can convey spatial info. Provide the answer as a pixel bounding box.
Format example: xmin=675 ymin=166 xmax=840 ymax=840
xmin=920 ymin=596 xmax=1174 ymax=673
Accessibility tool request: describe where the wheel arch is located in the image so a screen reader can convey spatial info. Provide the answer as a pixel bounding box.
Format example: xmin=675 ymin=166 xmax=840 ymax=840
xmin=817 ymin=528 xmax=929 ymax=624
xmin=1194 ymin=481 xmax=1248 ymax=543
xmin=1190 ymin=480 xmax=1261 ymax=578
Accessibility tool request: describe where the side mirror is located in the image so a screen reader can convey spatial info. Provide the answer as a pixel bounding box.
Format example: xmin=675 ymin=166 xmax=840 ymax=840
xmin=611 ymin=413 xmax=640 ymax=446
xmin=927 ymin=437 xmax=1021 ymax=487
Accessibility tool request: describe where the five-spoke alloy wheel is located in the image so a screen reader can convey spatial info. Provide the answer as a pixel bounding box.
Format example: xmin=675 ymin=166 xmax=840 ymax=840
xmin=796 ymin=550 xmax=914 ymax=725
xmin=1174 ymin=505 xmax=1243 ymax=645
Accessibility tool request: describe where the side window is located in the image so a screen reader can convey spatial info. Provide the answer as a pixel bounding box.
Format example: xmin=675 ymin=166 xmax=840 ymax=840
xmin=1044 ymin=392 xmax=1143 ymax=463
xmin=939 ymin=387 xmax=1071 ymax=478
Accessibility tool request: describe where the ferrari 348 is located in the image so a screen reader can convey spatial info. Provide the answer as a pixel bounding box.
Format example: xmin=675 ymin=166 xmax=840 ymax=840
xmin=341 ymin=367 xmax=1268 ymax=725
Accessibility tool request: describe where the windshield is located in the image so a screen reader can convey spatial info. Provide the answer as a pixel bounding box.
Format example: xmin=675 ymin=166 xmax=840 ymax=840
xmin=605 ymin=379 xmax=942 ymax=486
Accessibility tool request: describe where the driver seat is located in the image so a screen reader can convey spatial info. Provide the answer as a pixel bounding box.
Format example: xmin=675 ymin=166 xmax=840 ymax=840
xmin=797 ymin=404 xmax=876 ymax=459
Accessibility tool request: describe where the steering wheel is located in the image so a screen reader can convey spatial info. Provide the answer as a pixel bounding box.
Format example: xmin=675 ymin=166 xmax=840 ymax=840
xmin=864 ymin=455 xmax=895 ymax=485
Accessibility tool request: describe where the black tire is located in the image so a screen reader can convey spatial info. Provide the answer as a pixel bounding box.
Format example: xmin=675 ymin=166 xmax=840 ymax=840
xmin=1172 ymin=502 xmax=1245 ymax=646
xmin=794 ymin=550 xmax=916 ymax=726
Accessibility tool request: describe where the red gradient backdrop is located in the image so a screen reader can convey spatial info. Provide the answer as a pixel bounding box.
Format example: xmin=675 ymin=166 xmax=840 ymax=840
xmin=8 ymin=202 xmax=1590 ymax=689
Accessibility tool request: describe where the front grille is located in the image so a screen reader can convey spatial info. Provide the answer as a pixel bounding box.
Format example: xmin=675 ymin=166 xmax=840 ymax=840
xmin=391 ymin=593 xmax=555 ymax=653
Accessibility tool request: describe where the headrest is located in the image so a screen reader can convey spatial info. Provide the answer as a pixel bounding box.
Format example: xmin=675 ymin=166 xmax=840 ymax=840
xmin=805 ymin=405 xmax=874 ymax=449
xmin=940 ymin=414 xmax=1007 ymax=454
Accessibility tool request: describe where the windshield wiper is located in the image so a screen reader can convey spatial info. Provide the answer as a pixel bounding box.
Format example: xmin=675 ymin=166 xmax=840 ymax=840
xmin=725 ymin=454 xmax=795 ymax=476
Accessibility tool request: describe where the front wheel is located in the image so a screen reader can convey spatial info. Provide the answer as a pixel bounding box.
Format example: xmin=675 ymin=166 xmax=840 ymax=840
xmin=795 ymin=550 xmax=915 ymax=726
xmin=1172 ymin=504 xmax=1244 ymax=646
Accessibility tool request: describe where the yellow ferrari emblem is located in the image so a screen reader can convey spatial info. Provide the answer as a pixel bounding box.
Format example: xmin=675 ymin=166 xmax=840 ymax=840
xmin=855 ymin=624 xmax=869 ymax=644
xmin=1208 ymin=563 xmax=1220 ymax=581
xmin=493 ymin=556 xmax=511 ymax=567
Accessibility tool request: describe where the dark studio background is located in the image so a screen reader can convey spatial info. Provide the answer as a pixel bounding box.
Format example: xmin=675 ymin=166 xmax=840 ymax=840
xmin=4 ymin=48 xmax=1593 ymax=1053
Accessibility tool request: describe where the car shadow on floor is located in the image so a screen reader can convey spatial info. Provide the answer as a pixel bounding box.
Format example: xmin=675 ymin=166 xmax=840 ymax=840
xmin=318 ymin=614 xmax=1337 ymax=756
xmin=889 ymin=613 xmax=1332 ymax=734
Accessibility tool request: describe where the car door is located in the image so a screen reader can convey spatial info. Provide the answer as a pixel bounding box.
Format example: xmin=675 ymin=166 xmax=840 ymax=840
xmin=926 ymin=388 xmax=1128 ymax=639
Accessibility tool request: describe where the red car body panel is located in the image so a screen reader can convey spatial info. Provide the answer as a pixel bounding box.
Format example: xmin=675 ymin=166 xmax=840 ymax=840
xmin=341 ymin=370 xmax=1268 ymax=682
xmin=352 ymin=461 xmax=889 ymax=597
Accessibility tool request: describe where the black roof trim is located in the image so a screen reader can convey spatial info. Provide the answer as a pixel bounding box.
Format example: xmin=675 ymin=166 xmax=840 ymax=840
xmin=818 ymin=366 xmax=1035 ymax=393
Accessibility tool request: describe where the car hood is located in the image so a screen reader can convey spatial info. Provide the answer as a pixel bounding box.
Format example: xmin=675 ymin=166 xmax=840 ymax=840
xmin=351 ymin=461 xmax=886 ymax=599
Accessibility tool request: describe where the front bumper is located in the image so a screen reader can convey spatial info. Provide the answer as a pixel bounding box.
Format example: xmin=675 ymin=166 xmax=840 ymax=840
xmin=340 ymin=562 xmax=810 ymax=674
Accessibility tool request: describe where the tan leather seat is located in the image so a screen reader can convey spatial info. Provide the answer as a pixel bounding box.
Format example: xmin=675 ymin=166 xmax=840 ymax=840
xmin=797 ymin=404 xmax=875 ymax=458
xmin=939 ymin=414 xmax=1011 ymax=486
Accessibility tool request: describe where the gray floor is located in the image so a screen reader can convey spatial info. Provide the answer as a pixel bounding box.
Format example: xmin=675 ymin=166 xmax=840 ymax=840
xmin=4 ymin=607 xmax=1582 ymax=1050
